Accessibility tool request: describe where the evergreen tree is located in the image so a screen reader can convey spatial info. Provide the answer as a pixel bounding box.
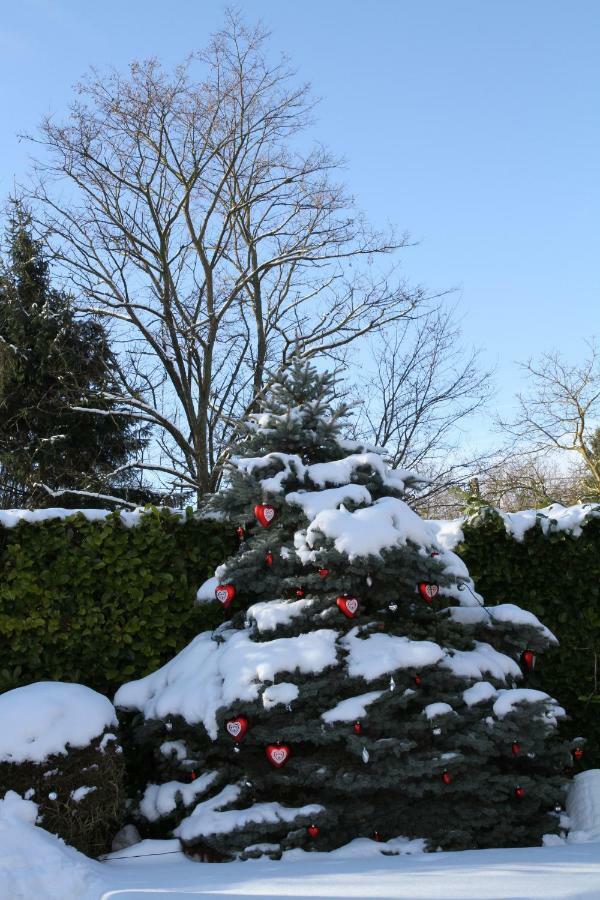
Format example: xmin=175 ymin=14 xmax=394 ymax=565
xmin=0 ymin=205 xmax=147 ymax=507
xmin=117 ymin=362 xmax=574 ymax=857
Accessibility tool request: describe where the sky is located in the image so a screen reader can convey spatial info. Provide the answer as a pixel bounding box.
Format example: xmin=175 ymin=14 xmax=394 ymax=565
xmin=0 ymin=0 xmax=598 ymax=443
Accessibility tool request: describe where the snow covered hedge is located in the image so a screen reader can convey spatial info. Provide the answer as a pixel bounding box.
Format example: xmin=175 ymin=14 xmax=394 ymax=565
xmin=439 ymin=503 xmax=600 ymax=768
xmin=0 ymin=507 xmax=233 ymax=696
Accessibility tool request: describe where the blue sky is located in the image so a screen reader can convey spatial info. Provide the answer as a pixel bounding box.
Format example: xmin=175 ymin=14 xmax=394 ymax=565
xmin=1 ymin=0 xmax=598 ymax=438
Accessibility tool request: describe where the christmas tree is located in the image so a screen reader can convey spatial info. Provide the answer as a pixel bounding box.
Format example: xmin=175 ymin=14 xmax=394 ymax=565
xmin=116 ymin=362 xmax=575 ymax=858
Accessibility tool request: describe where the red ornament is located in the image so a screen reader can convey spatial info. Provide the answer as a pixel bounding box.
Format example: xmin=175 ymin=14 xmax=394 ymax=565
xmin=573 ymin=747 xmax=584 ymax=761
xmin=225 ymin=715 xmax=248 ymax=743
xmin=431 ymin=551 xmax=440 ymax=557
xmin=521 ymin=649 xmax=536 ymax=672
xmin=418 ymin=583 xmax=439 ymax=604
xmin=515 ymin=786 xmax=525 ymax=799
xmin=373 ymin=831 xmax=383 ymax=842
xmin=442 ymin=771 xmax=452 ymax=785
xmin=266 ymin=743 xmax=291 ymax=768
xmin=295 ymin=587 xmax=305 ymax=598
xmin=265 ymin=551 xmax=274 ymax=566
xmin=215 ymin=584 xmax=236 ymax=609
xmin=512 ymin=741 xmax=521 ymax=756
xmin=353 ymin=721 xmax=362 ymax=735
xmin=190 ymin=770 xmax=197 ymax=781
xmin=414 ymin=674 xmax=422 ymax=686
xmin=318 ymin=568 xmax=330 ymax=579
xmin=336 ymin=595 xmax=359 ymax=619
xmin=236 ymin=526 xmax=245 ymax=539
xmin=254 ymin=504 xmax=276 ymax=528
xmin=307 ymin=824 xmax=320 ymax=839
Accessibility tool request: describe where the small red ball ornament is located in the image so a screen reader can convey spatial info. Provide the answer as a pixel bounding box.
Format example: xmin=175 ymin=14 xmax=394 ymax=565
xmin=215 ymin=584 xmax=236 ymax=609
xmin=307 ymin=824 xmax=320 ymax=838
xmin=573 ymin=747 xmax=584 ymax=761
xmin=414 ymin=674 xmax=422 ymax=686
xmin=418 ymin=583 xmax=439 ymax=604
xmin=254 ymin=504 xmax=276 ymax=528
xmin=225 ymin=715 xmax=248 ymax=743
xmin=266 ymin=743 xmax=291 ymax=768
xmin=512 ymin=741 xmax=521 ymax=756
xmin=373 ymin=831 xmax=383 ymax=842
xmin=295 ymin=587 xmax=305 ymax=598
xmin=442 ymin=770 xmax=452 ymax=785
xmin=353 ymin=721 xmax=362 ymax=735
xmin=265 ymin=551 xmax=274 ymax=566
xmin=190 ymin=770 xmax=197 ymax=781
xmin=515 ymin=786 xmax=525 ymax=799
xmin=236 ymin=525 xmax=245 ymax=539
xmin=521 ymin=649 xmax=536 ymax=672
xmin=336 ymin=595 xmax=359 ymax=618
xmin=318 ymin=568 xmax=330 ymax=578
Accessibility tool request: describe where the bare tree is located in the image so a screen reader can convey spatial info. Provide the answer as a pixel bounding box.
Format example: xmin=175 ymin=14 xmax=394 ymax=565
xmin=26 ymin=13 xmax=434 ymax=503
xmin=500 ymin=341 xmax=600 ymax=497
xmin=477 ymin=456 xmax=583 ymax=511
xmin=352 ymin=305 xmax=494 ymax=508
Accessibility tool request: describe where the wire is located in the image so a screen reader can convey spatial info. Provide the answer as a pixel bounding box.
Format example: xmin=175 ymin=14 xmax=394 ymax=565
xmin=99 ymin=848 xmax=183 ymax=862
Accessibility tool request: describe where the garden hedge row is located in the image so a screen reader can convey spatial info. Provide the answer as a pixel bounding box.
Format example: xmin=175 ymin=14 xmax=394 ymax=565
xmin=0 ymin=508 xmax=234 ymax=698
xmin=457 ymin=507 xmax=600 ymax=768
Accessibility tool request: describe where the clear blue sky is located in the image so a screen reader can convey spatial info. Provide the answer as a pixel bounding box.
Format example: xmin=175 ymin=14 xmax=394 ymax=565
xmin=1 ymin=0 xmax=598 ymax=435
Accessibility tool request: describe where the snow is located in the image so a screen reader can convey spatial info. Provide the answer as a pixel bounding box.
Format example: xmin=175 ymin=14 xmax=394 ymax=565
xmin=342 ymin=628 xmax=444 ymax=680
xmin=196 ymin=575 xmax=218 ymax=603
xmin=286 ymin=484 xmax=372 ymax=518
xmin=462 ymin=681 xmax=497 ymax=706
xmin=247 ymin=597 xmax=314 ymax=632
xmin=0 ymin=682 xmax=117 ymax=763
xmin=0 ymin=507 xmax=167 ymax=529
xmin=423 ymin=702 xmax=454 ymax=719
xmin=448 ymin=603 xmax=558 ymax=644
xmin=115 ymin=629 xmax=338 ymax=738
xmin=160 ymin=740 xmax=188 ymax=761
xmin=139 ymin=771 xmax=219 ymax=822
xmin=322 ymin=691 xmax=383 ymax=723
xmin=174 ymin=783 xmax=324 ymax=842
xmin=441 ymin=642 xmax=523 ymax=683
xmin=262 ymin=682 xmax=299 ymax=709
xmin=428 ymin=517 xmax=466 ymax=551
xmin=493 ymin=688 xmax=566 ymax=723
xmin=69 ymin=786 xmax=96 ymax=803
xmin=567 ymin=770 xmax=600 ymax=842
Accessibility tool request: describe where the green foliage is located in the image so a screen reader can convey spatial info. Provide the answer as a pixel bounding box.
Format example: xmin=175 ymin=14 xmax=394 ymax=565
xmin=457 ymin=507 xmax=600 ymax=768
xmin=0 ymin=509 xmax=234 ymax=697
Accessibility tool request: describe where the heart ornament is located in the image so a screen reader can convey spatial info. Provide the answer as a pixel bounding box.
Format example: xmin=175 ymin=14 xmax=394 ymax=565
xmin=336 ymin=595 xmax=360 ymax=619
xmin=418 ymin=583 xmax=439 ymax=604
xmin=225 ymin=715 xmax=248 ymax=742
xmin=266 ymin=743 xmax=291 ymax=768
xmin=215 ymin=584 xmax=236 ymax=609
xmin=254 ymin=504 xmax=276 ymax=528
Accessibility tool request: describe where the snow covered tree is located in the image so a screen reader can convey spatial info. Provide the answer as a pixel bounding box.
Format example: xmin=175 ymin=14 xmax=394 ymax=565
xmin=116 ymin=362 xmax=574 ymax=858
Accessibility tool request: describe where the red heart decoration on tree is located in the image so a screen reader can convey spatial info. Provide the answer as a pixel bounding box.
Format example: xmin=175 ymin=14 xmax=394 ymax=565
xmin=254 ymin=504 xmax=276 ymax=527
xmin=307 ymin=824 xmax=320 ymax=838
xmin=336 ymin=595 xmax=359 ymax=618
xmin=353 ymin=721 xmax=362 ymax=735
xmin=318 ymin=568 xmax=330 ymax=578
xmin=573 ymin=747 xmax=584 ymax=761
xmin=266 ymin=744 xmax=291 ymax=768
xmin=418 ymin=583 xmax=439 ymax=603
xmin=512 ymin=741 xmax=521 ymax=756
xmin=295 ymin=587 xmax=305 ymax=598
xmin=515 ymin=786 xmax=525 ymax=799
xmin=442 ymin=770 xmax=452 ymax=785
xmin=236 ymin=526 xmax=245 ymax=539
xmin=521 ymin=649 xmax=536 ymax=672
xmin=265 ymin=551 xmax=274 ymax=566
xmin=215 ymin=584 xmax=236 ymax=609
xmin=225 ymin=715 xmax=248 ymax=742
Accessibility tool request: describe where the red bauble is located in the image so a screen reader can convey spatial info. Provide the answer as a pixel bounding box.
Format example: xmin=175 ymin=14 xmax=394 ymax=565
xmin=266 ymin=743 xmax=291 ymax=768
xmin=295 ymin=587 xmax=305 ymax=598
xmin=307 ymin=824 xmax=320 ymax=839
xmin=512 ymin=741 xmax=521 ymax=756
xmin=215 ymin=584 xmax=236 ymax=609
xmin=190 ymin=770 xmax=197 ymax=781
xmin=573 ymin=747 xmax=584 ymax=761
xmin=318 ymin=568 xmax=330 ymax=579
xmin=373 ymin=831 xmax=383 ymax=842
xmin=353 ymin=721 xmax=362 ymax=735
xmin=442 ymin=771 xmax=452 ymax=785
xmin=431 ymin=551 xmax=440 ymax=557
xmin=515 ymin=786 xmax=525 ymax=799
xmin=418 ymin=583 xmax=439 ymax=604
xmin=414 ymin=674 xmax=422 ymax=686
xmin=336 ymin=595 xmax=359 ymax=618
xmin=225 ymin=715 xmax=248 ymax=743
xmin=265 ymin=551 xmax=274 ymax=566
xmin=521 ymin=649 xmax=536 ymax=672
xmin=254 ymin=504 xmax=276 ymax=528
xmin=236 ymin=526 xmax=245 ymax=539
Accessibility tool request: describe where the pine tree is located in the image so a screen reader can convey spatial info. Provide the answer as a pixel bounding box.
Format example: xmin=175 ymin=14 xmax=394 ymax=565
xmin=0 ymin=205 xmax=147 ymax=507
xmin=116 ymin=361 xmax=574 ymax=858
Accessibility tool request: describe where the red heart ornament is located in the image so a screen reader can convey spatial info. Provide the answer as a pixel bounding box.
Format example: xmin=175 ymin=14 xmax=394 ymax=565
xmin=225 ymin=715 xmax=248 ymax=743
xmin=307 ymin=824 xmax=320 ymax=838
xmin=418 ymin=583 xmax=439 ymax=603
xmin=336 ymin=595 xmax=359 ymax=619
xmin=512 ymin=741 xmax=521 ymax=756
xmin=215 ymin=584 xmax=236 ymax=609
xmin=353 ymin=721 xmax=362 ymax=735
xmin=254 ymin=504 xmax=276 ymax=528
xmin=521 ymin=649 xmax=536 ymax=672
xmin=265 ymin=551 xmax=274 ymax=566
xmin=318 ymin=568 xmax=330 ymax=578
xmin=266 ymin=743 xmax=291 ymax=768
xmin=573 ymin=747 xmax=584 ymax=761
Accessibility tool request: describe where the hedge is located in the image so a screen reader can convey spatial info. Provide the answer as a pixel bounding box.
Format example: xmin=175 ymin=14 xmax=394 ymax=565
xmin=457 ymin=506 xmax=600 ymax=768
xmin=0 ymin=508 xmax=234 ymax=698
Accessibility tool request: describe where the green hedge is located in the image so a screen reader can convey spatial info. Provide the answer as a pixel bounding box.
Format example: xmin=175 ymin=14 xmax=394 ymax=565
xmin=457 ymin=507 xmax=600 ymax=768
xmin=0 ymin=509 xmax=234 ymax=697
